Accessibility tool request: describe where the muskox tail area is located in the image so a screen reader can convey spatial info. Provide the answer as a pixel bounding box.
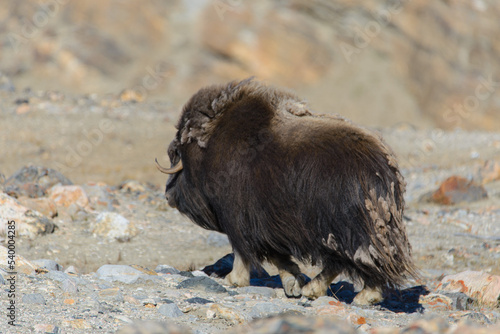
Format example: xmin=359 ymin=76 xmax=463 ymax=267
xmin=355 ymin=150 xmax=419 ymax=288
xmin=321 ymin=142 xmax=419 ymax=289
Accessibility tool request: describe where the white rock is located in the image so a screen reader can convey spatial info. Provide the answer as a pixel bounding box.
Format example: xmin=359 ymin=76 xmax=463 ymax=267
xmin=91 ymin=212 xmax=139 ymax=241
xmin=0 ymin=193 xmax=56 ymax=239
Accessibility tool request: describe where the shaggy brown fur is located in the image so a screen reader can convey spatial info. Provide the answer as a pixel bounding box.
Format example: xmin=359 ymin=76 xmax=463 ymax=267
xmin=159 ymin=78 xmax=418 ymax=304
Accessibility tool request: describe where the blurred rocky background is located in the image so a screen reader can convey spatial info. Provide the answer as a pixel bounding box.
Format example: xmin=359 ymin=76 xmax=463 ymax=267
xmin=1 ymin=0 xmax=499 ymax=130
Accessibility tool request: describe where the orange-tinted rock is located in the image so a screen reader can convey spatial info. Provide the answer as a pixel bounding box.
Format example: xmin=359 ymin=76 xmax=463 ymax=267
xmin=17 ymin=197 xmax=58 ymax=218
xmin=48 ymin=185 xmax=89 ymax=208
xmin=437 ymin=271 xmax=500 ymax=307
xmin=478 ymin=160 xmax=500 ymax=185
xmin=418 ymin=293 xmax=453 ymax=311
xmin=0 ymin=193 xmax=56 ymax=239
xmin=431 ymin=176 xmax=487 ymax=205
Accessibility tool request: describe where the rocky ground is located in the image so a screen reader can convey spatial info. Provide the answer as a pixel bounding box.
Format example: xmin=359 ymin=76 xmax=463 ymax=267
xmin=0 ymin=90 xmax=500 ymax=333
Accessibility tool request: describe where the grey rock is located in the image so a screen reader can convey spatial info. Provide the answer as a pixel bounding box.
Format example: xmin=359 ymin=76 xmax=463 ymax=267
xmin=191 ymin=270 xmax=208 ymax=277
xmin=155 ymin=264 xmax=180 ymax=275
xmin=22 ymin=293 xmax=46 ymax=305
xmin=238 ymin=286 xmax=276 ymax=298
xmin=176 ymin=276 xmax=227 ymax=294
xmin=64 ymin=265 xmax=78 ymax=274
xmin=206 ymin=231 xmax=230 ymax=247
xmin=186 ymin=297 xmax=213 ymax=304
xmin=438 ymin=291 xmax=474 ymax=310
xmin=4 ymin=165 xmax=72 ymax=198
xmin=62 ymin=278 xmax=79 ymax=294
xmin=179 ymin=271 xmax=195 ymax=277
xmin=96 ymin=264 xmax=147 ymax=284
xmin=44 ymin=270 xmax=83 ymax=293
xmin=0 ymin=274 xmax=5 ymax=285
xmin=45 ymin=270 xmax=71 ymax=283
xmin=32 ymin=259 xmax=62 ymax=271
xmin=157 ymin=303 xmax=184 ymax=318
xmin=249 ymin=302 xmax=286 ymax=319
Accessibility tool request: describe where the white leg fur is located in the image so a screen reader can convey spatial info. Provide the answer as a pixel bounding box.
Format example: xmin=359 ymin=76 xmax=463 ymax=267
xmin=301 ymin=269 xmax=339 ymax=300
xmin=224 ymin=251 xmax=250 ymax=287
xmin=353 ymin=286 xmax=383 ymax=305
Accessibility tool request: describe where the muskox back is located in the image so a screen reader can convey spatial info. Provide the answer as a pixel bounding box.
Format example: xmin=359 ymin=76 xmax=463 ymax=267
xmin=160 ymin=78 xmax=417 ymax=303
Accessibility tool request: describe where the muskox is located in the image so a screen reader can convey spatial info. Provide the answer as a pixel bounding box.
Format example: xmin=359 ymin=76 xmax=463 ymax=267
xmin=157 ymin=78 xmax=418 ymax=305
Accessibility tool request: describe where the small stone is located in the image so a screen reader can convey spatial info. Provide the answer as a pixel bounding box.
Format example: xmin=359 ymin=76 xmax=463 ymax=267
xmin=22 ymin=293 xmax=46 ymax=305
xmin=155 ymin=264 xmax=180 ymax=275
xmin=119 ymin=89 xmax=145 ymax=103
xmin=64 ymin=299 xmax=75 ymax=305
xmin=191 ymin=270 xmax=208 ymax=277
xmin=34 ymin=324 xmax=59 ymax=334
xmin=62 ymin=319 xmax=92 ymax=329
xmin=208 ymin=303 xmax=248 ymax=324
xmin=48 ymin=185 xmax=89 ymax=208
xmin=99 ymin=287 xmax=121 ymax=298
xmin=91 ymin=212 xmax=139 ymax=242
xmin=437 ymin=271 xmax=500 ymax=307
xmin=177 ymin=276 xmax=227 ymax=293
xmin=186 ymin=297 xmax=213 ymax=304
xmin=157 ymin=303 xmax=184 ymax=318
xmin=249 ymin=302 xmax=286 ymax=319
xmin=238 ymin=286 xmax=276 ymax=298
xmin=96 ymin=264 xmax=149 ymax=284
xmin=311 ymin=296 xmax=342 ymax=308
xmin=64 ymin=266 xmax=78 ymax=274
xmin=120 ymin=180 xmax=146 ymax=193
xmin=32 ymin=259 xmax=63 ymax=271
xmin=431 ymin=176 xmax=487 ymax=205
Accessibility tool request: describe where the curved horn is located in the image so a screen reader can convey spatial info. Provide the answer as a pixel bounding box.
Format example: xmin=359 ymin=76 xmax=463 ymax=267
xmin=155 ymin=158 xmax=183 ymax=174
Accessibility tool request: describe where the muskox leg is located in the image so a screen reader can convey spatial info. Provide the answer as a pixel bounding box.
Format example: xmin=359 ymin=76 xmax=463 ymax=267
xmin=225 ymin=251 xmax=250 ymax=287
xmin=272 ymin=256 xmax=306 ymax=298
xmin=301 ymin=266 xmax=340 ymax=300
xmin=353 ymin=285 xmax=383 ymax=305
